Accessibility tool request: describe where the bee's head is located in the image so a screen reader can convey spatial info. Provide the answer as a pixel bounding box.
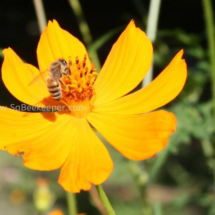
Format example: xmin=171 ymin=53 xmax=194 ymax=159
xmin=58 ymin=58 xmax=67 ymax=66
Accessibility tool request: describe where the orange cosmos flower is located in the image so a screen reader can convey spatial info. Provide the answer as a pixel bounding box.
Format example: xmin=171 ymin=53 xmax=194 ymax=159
xmin=48 ymin=209 xmax=64 ymax=215
xmin=48 ymin=210 xmax=86 ymax=215
xmin=0 ymin=20 xmax=187 ymax=193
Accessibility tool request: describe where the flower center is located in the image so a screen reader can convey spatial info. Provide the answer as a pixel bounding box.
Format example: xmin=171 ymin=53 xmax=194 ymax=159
xmin=61 ymin=55 xmax=97 ymax=118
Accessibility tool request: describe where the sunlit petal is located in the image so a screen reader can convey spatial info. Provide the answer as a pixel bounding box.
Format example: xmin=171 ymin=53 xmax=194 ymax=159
xmin=88 ymin=110 xmax=176 ymax=160
xmin=94 ymin=21 xmax=153 ymax=105
xmin=0 ymin=108 xmax=72 ymax=170
xmin=93 ymin=50 xmax=187 ymax=114
xmin=37 ymin=20 xmax=89 ymax=73
xmin=58 ymin=119 xmax=113 ymax=193
xmin=2 ymin=48 xmax=51 ymax=106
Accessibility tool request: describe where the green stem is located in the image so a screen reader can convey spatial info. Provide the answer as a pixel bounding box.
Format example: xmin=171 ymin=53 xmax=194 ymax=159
xmin=96 ymin=185 xmax=116 ymax=215
xmin=132 ymin=0 xmax=162 ymax=213
xmin=142 ymin=0 xmax=162 ymax=87
xmin=201 ymin=139 xmax=215 ymax=183
xmin=68 ymin=0 xmax=101 ymax=71
xmin=202 ymin=0 xmax=215 ymax=118
xmin=202 ymin=0 xmax=215 ymax=186
xmin=33 ymin=0 xmax=47 ymax=32
xmin=154 ymin=201 xmax=162 ymax=215
xmin=67 ymin=192 xmax=78 ymax=215
xmin=129 ymin=161 xmax=148 ymax=197
xmin=0 ymin=48 xmax=3 ymax=58
xmin=129 ymin=161 xmax=153 ymax=215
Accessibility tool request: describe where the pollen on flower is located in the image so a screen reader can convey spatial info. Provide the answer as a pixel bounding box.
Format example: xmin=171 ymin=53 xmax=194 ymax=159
xmin=61 ymin=55 xmax=97 ymax=103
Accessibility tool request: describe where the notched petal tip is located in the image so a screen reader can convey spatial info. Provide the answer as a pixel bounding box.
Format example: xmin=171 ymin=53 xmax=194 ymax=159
xmin=94 ymin=20 xmax=153 ymax=105
xmin=47 ymin=19 xmax=59 ymax=28
xmin=180 ymin=49 xmax=184 ymax=55
xmin=127 ymin=20 xmax=150 ymax=41
xmin=175 ymin=49 xmax=187 ymax=72
xmin=53 ymin=19 xmax=59 ymax=25
xmin=128 ymin=19 xmax=136 ymax=26
xmin=166 ymin=111 xmax=177 ymax=132
xmin=2 ymin=47 xmax=15 ymax=60
xmin=173 ymin=49 xmax=186 ymax=63
xmin=2 ymin=47 xmax=9 ymax=54
xmin=37 ymin=19 xmax=88 ymax=72
xmin=47 ymin=19 xmax=54 ymax=26
xmin=126 ymin=19 xmax=141 ymax=34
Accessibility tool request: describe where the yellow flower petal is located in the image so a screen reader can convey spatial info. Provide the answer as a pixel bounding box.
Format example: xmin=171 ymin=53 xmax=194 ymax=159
xmin=93 ymin=50 xmax=187 ymax=114
xmin=0 ymin=108 xmax=72 ymax=170
xmin=58 ymin=118 xmax=113 ymax=193
xmin=2 ymin=48 xmax=51 ymax=106
xmin=88 ymin=110 xmax=176 ymax=160
xmin=0 ymin=109 xmax=58 ymax=148
xmin=94 ymin=20 xmax=153 ymax=105
xmin=37 ymin=20 xmax=89 ymax=72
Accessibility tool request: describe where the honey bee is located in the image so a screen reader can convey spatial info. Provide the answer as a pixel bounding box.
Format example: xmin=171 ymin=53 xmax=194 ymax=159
xmin=29 ymin=58 xmax=71 ymax=101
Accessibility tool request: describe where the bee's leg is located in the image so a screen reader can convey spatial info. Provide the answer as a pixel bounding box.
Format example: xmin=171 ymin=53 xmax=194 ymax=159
xmin=62 ymin=71 xmax=71 ymax=79
xmin=59 ymin=79 xmax=66 ymax=88
xmin=66 ymin=74 xmax=71 ymax=79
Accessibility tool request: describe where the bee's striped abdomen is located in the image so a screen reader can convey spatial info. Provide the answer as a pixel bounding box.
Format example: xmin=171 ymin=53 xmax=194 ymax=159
xmin=46 ymin=77 xmax=62 ymax=101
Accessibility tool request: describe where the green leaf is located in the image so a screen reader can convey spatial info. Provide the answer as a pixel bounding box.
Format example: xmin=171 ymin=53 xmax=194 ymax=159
xmin=88 ymin=27 xmax=122 ymax=55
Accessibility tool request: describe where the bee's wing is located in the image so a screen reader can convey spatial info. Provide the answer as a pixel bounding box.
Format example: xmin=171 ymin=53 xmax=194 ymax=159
xmin=28 ymin=69 xmax=49 ymax=86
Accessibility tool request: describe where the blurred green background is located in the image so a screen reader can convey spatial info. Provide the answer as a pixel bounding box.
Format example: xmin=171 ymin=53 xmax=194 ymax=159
xmin=0 ymin=0 xmax=215 ymax=215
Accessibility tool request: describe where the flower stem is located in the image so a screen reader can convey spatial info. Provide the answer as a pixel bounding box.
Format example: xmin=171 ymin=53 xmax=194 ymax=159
xmin=0 ymin=48 xmax=3 ymax=58
xmin=142 ymin=0 xmax=162 ymax=87
xmin=132 ymin=0 xmax=162 ymax=212
xmin=154 ymin=201 xmax=162 ymax=215
xmin=202 ymin=0 xmax=215 ymax=187
xmin=96 ymin=185 xmax=116 ymax=215
xmin=67 ymin=192 xmax=78 ymax=215
xmin=33 ymin=0 xmax=47 ymax=32
xmin=68 ymin=0 xmax=101 ymax=71
xmin=201 ymin=139 xmax=215 ymax=169
xmin=129 ymin=161 xmax=148 ymax=198
xmin=129 ymin=161 xmax=153 ymax=215
xmin=202 ymin=0 xmax=215 ymax=117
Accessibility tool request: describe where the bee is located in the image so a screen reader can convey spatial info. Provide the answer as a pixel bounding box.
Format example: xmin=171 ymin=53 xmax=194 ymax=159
xmin=29 ymin=58 xmax=71 ymax=101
